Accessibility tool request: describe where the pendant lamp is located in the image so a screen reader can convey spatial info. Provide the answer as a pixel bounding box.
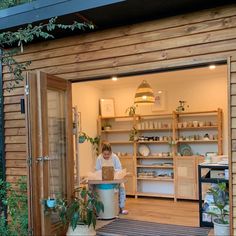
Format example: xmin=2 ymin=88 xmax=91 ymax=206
xmin=134 ymin=80 xmax=155 ymax=104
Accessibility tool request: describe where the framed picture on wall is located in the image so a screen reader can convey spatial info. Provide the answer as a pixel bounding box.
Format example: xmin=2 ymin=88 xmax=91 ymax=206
xmin=100 ymin=99 xmax=115 ymax=117
xmin=152 ymin=90 xmax=166 ymax=112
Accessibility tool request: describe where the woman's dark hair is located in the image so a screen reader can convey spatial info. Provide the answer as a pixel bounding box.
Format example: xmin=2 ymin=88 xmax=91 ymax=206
xmin=102 ymin=142 xmax=112 ymax=153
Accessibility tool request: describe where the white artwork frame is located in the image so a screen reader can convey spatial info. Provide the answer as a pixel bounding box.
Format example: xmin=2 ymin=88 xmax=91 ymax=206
xmin=100 ymin=99 xmax=115 ymax=117
xmin=152 ymin=90 xmax=166 ymax=112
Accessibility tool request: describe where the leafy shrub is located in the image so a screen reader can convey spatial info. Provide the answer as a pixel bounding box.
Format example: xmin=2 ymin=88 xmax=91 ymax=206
xmin=56 ymin=187 xmax=104 ymax=230
xmin=0 ymin=0 xmax=35 ymax=10
xmin=0 ymin=177 xmax=28 ymax=236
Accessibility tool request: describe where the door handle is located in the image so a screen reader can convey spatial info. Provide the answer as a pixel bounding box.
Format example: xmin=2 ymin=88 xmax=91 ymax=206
xmin=36 ymin=156 xmax=50 ymax=163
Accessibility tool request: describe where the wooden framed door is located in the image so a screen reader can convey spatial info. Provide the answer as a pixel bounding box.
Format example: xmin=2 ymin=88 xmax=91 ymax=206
xmin=25 ymin=71 xmax=74 ymax=236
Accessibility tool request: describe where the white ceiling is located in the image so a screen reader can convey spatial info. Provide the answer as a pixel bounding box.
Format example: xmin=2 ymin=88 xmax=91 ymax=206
xmin=82 ymin=65 xmax=227 ymax=89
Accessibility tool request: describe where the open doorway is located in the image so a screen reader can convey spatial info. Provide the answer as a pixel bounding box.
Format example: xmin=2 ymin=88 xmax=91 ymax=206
xmin=71 ymin=64 xmax=228 ymax=228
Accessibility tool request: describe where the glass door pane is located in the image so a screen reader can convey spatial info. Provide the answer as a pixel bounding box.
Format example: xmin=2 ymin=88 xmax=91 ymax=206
xmin=47 ymin=89 xmax=66 ymax=223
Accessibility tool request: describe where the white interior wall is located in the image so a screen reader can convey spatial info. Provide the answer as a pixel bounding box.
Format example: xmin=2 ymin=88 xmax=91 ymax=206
xmin=72 ymin=65 xmax=228 ymax=177
xmin=72 ymin=84 xmax=102 ymax=177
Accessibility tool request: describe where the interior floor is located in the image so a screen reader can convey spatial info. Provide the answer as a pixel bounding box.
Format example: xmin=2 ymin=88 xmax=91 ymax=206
xmin=121 ymin=197 xmax=198 ymax=227
xmin=96 ymin=197 xmax=214 ymax=235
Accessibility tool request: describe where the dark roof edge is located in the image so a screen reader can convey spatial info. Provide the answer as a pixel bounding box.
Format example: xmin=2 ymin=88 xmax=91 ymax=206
xmin=0 ymin=0 xmax=125 ymax=30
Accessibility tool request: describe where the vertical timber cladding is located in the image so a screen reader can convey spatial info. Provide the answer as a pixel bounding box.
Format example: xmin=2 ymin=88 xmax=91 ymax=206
xmin=1 ymin=3 xmax=236 ymax=231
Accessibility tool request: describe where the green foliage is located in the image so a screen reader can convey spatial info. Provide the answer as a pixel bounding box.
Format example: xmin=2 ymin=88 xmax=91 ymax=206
xmin=0 ymin=177 xmax=28 ymax=236
xmin=129 ymin=127 xmax=139 ymax=141
xmin=102 ymin=121 xmax=112 ymax=128
xmin=56 ymin=187 xmax=104 ymax=230
xmin=79 ymin=132 xmax=100 ymax=155
xmin=0 ymin=17 xmax=94 ymax=90
xmin=0 ymin=0 xmax=34 ymax=10
xmin=125 ymin=104 xmax=138 ymax=116
xmin=208 ymin=183 xmax=229 ymax=224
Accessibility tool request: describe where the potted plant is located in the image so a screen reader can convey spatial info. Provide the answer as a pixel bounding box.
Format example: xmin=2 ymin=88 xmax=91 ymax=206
xmin=102 ymin=122 xmax=112 ymax=131
xmin=208 ymin=183 xmax=229 ymax=236
xmin=125 ymin=104 xmax=138 ymax=116
xmin=129 ymin=127 xmax=139 ymax=141
xmin=56 ymin=187 xmax=104 ymax=236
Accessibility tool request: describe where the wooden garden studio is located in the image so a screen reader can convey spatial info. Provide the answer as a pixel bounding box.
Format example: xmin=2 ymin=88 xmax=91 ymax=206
xmin=1 ymin=1 xmax=236 ymax=235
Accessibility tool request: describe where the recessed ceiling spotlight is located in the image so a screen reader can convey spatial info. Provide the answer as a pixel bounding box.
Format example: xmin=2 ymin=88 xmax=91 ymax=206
xmin=112 ymin=76 xmax=118 ymax=81
xmin=209 ymin=65 xmax=216 ymax=70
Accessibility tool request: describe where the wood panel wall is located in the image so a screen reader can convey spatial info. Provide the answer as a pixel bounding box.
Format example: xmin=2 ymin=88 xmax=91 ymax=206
xmin=2 ymin=3 xmax=236 ymax=232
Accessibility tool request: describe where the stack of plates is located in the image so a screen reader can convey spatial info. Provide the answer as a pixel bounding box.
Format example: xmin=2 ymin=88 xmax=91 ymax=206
xmin=178 ymin=144 xmax=193 ymax=156
xmin=138 ymin=144 xmax=150 ymax=156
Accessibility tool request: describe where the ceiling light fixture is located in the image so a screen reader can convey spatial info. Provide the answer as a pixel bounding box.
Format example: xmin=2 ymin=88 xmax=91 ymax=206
xmin=134 ymin=80 xmax=155 ymax=104
xmin=209 ymin=65 xmax=216 ymax=70
xmin=111 ymin=76 xmax=118 ymax=81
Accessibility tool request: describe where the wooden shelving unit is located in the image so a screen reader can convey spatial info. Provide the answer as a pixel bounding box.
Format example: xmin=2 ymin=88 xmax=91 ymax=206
xmin=178 ymin=126 xmax=218 ymax=130
xmin=137 ymin=177 xmax=174 ymax=182
xmin=98 ymin=109 xmax=223 ymax=200
xmin=136 ymin=156 xmax=173 ymax=159
xmin=137 ymin=128 xmax=170 ymax=131
xmin=101 ymin=129 xmax=131 ymax=133
xmin=137 ymin=141 xmax=169 ymax=144
xmin=174 ymin=109 xmax=223 ymax=200
xmin=137 ymin=165 xmax=173 ymax=169
xmin=136 ymin=192 xmax=175 ymax=198
xmin=177 ymin=140 xmax=218 ymax=143
xmin=109 ymin=141 xmax=133 ymax=144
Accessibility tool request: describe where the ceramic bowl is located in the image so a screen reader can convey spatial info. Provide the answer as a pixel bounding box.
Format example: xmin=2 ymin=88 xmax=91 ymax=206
xmin=187 ymin=121 xmax=193 ymax=127
xmin=104 ymin=126 xmax=111 ymax=131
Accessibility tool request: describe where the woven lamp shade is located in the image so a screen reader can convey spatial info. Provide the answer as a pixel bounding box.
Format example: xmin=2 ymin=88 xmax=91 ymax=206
xmin=134 ymin=80 xmax=155 ymax=104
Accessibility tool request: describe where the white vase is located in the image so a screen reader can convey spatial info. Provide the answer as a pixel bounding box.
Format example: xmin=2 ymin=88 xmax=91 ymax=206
xmin=213 ymin=220 xmax=230 ymax=236
xmin=66 ymin=225 xmax=96 ymax=236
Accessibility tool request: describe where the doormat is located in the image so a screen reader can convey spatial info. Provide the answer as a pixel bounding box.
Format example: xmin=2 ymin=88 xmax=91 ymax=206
xmin=97 ymin=218 xmax=210 ymax=236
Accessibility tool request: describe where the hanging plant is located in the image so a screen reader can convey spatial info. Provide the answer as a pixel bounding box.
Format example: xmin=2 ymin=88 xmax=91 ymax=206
xmin=102 ymin=121 xmax=112 ymax=131
xmin=0 ymin=17 xmax=94 ymax=90
xmin=78 ymin=132 xmax=100 ymax=155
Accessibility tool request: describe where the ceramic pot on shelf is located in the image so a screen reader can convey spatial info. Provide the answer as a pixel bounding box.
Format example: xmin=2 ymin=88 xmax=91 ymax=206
xmin=193 ymin=121 xmax=199 ymax=128
xmin=199 ymin=121 xmax=204 ymax=127
xmin=177 ymin=123 xmax=182 ymax=128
